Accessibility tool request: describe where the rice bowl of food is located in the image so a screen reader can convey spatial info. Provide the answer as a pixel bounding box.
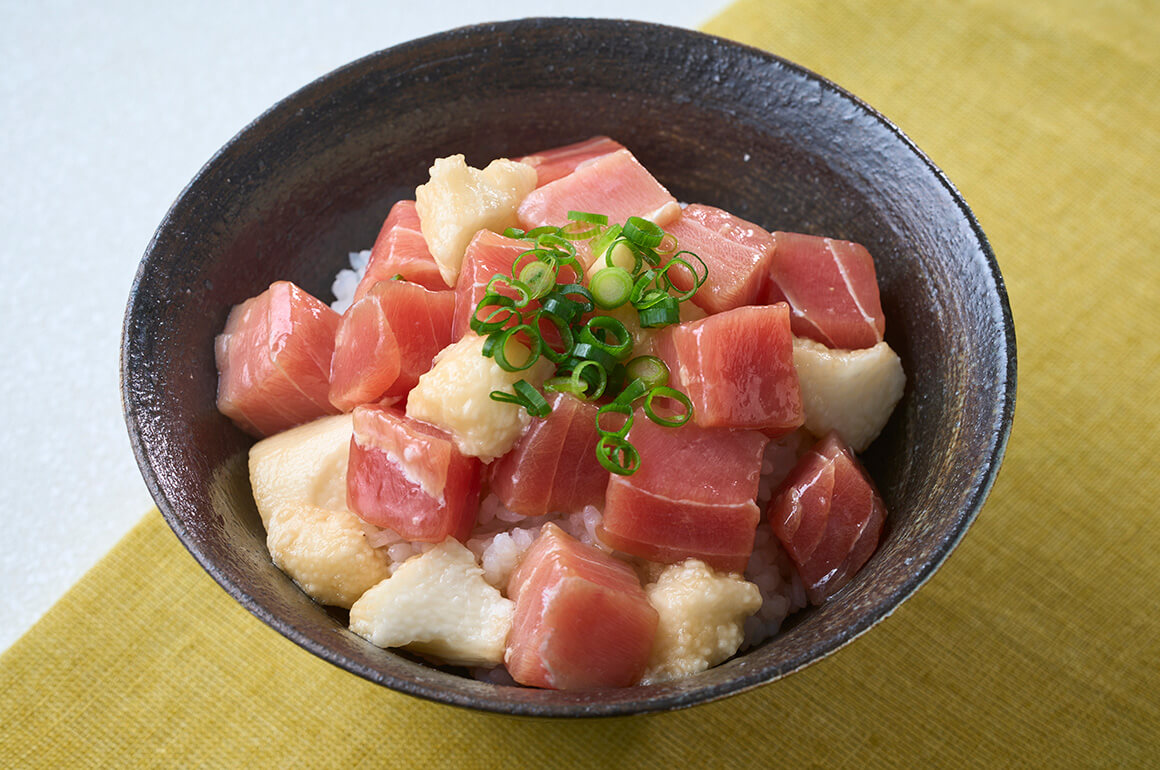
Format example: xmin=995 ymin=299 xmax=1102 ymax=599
xmin=122 ymin=18 xmax=1016 ymax=716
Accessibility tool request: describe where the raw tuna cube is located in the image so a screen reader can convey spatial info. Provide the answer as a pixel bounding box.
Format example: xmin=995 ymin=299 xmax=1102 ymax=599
xmin=517 ymin=149 xmax=681 ymax=241
xmin=487 ymin=392 xmax=608 ymax=517
xmin=328 ymin=279 xmax=455 ymax=412
xmin=353 ymin=200 xmax=448 ymax=300
xmin=346 ymin=405 xmax=482 ymax=542
xmin=505 ymin=523 xmax=658 ymax=689
xmin=767 ymin=431 xmax=887 ymax=604
xmin=654 ymin=303 xmax=804 ymax=434
xmin=599 ymin=416 xmax=769 ymax=573
xmin=215 ymin=281 xmax=340 ymax=437
xmin=663 ymin=204 xmax=776 ymax=314
xmin=516 ymin=136 xmax=625 ymax=187
xmin=760 ymin=232 xmax=885 ymax=350
xmin=452 ymin=230 xmax=528 ymax=340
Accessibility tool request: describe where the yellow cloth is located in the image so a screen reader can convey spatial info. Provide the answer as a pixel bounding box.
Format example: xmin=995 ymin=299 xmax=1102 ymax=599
xmin=4 ymin=0 xmax=1158 ymax=765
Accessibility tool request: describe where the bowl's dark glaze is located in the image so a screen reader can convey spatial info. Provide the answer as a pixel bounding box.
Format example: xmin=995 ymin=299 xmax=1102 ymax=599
xmin=122 ymin=18 xmax=1015 ymax=716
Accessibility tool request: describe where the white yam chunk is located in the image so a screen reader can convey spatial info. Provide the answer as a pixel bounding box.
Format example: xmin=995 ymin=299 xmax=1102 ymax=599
xmin=248 ymin=413 xmax=354 ymax=527
xmin=406 ymin=333 xmax=553 ymax=462
xmin=265 ymin=503 xmax=391 ymax=609
xmin=349 ymin=539 xmax=514 ymax=667
xmin=793 ymin=337 xmax=906 ymax=452
xmin=641 ymin=559 xmax=762 ymax=684
xmin=415 ymin=154 xmax=537 ymax=286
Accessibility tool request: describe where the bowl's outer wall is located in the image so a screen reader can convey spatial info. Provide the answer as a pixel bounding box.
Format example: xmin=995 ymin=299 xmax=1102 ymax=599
xmin=123 ymin=18 xmax=1015 ymax=716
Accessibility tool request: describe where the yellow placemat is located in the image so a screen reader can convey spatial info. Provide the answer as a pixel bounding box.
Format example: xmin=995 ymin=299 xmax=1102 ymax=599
xmin=5 ymin=0 xmax=1158 ymax=765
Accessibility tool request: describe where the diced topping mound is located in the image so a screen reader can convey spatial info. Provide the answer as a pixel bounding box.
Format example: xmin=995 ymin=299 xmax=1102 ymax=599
xmin=641 ymin=559 xmax=762 ymax=684
xmin=405 ymin=333 xmax=553 ymax=462
xmin=215 ymin=280 xmax=340 ymax=437
xmin=505 ymin=523 xmax=658 ymax=689
xmin=415 ymin=154 xmax=537 ymax=288
xmin=768 ymin=431 xmax=887 ymax=604
xmin=347 ymin=405 xmax=481 ymax=542
xmin=349 ymin=539 xmax=514 ymax=667
xmin=792 ymin=337 xmax=905 ymax=452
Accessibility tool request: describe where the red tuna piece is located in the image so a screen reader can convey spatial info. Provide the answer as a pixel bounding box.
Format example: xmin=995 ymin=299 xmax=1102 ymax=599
xmin=353 ymin=200 xmax=447 ymax=300
xmin=759 ymin=232 xmax=885 ymax=350
xmin=215 ymin=281 xmax=340 ymax=437
xmin=599 ymin=416 xmax=768 ymax=573
xmin=768 ymin=431 xmax=886 ymax=604
xmin=516 ymin=136 xmax=625 ymax=187
xmin=487 ymin=392 xmax=608 ymax=517
xmin=664 ymin=204 xmax=776 ymax=314
xmin=347 ymin=405 xmax=481 ymax=542
xmin=517 ymin=149 xmax=681 ymax=249
xmin=654 ymin=303 xmax=803 ymax=434
xmin=505 ymin=523 xmax=658 ymax=689
xmin=328 ymin=279 xmax=455 ymax=412
xmin=452 ymin=230 xmax=529 ymax=340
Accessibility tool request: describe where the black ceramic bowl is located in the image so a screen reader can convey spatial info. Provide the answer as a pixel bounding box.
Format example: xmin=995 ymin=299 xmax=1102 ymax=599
xmin=122 ymin=18 xmax=1015 ymax=717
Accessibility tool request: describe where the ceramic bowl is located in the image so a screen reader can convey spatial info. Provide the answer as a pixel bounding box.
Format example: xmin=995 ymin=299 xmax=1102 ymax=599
xmin=122 ymin=18 xmax=1016 ymax=717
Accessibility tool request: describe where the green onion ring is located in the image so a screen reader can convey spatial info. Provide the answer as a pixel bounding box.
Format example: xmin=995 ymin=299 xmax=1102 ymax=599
xmin=643 ymin=386 xmax=694 ymax=427
xmin=623 ymin=216 xmax=664 ymax=249
xmin=595 ymin=434 xmax=641 ymax=475
xmin=596 ymin=402 xmax=634 ymax=439
xmin=589 ymin=266 xmax=634 ymax=310
xmin=625 ymin=355 xmax=670 ymax=389
xmin=580 ymin=316 xmax=632 ymax=358
xmin=483 ymin=324 xmax=542 ymax=372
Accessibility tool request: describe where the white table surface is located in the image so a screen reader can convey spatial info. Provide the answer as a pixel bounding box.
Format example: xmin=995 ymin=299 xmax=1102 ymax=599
xmin=0 ymin=0 xmax=719 ymax=652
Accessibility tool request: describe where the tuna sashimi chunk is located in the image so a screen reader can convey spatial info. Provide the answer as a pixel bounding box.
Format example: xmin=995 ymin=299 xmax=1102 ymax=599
xmin=599 ymin=417 xmax=769 ymax=573
xmin=452 ymin=230 xmax=529 ymax=340
xmin=664 ymin=204 xmax=776 ymax=314
xmin=505 ymin=523 xmax=657 ymax=689
xmin=487 ymin=392 xmax=608 ymax=517
xmin=347 ymin=405 xmax=482 ymax=542
xmin=354 ymin=200 xmax=448 ymax=299
xmin=759 ymin=232 xmax=885 ymax=350
xmin=328 ymin=280 xmax=455 ymax=412
xmin=654 ymin=303 xmax=803 ymax=434
xmin=516 ymin=136 xmax=625 ymax=187
xmin=215 ymin=281 xmax=340 ymax=438
xmin=517 ymin=149 xmax=681 ymax=244
xmin=767 ymin=431 xmax=886 ymax=604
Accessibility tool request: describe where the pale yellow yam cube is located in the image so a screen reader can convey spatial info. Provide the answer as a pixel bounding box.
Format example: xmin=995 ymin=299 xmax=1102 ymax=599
xmin=266 ymin=503 xmax=391 ymax=609
xmin=349 ymin=539 xmax=514 ymax=667
xmin=406 ymin=333 xmax=552 ymax=462
xmin=641 ymin=560 xmax=762 ymax=684
xmin=793 ymin=337 xmax=906 ymax=452
xmin=415 ymin=154 xmax=537 ymax=287
xmin=248 ymin=413 xmax=354 ymax=528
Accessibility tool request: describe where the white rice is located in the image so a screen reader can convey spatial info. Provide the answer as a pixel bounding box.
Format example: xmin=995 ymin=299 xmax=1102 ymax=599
xmin=330 ymin=249 xmax=372 ymax=313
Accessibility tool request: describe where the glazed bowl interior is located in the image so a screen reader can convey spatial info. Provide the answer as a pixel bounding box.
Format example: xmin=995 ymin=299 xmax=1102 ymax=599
xmin=122 ymin=18 xmax=1015 ymax=717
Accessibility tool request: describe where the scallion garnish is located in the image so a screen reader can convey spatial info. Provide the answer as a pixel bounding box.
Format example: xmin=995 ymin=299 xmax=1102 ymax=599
xmin=474 ymin=210 xmax=709 ymax=475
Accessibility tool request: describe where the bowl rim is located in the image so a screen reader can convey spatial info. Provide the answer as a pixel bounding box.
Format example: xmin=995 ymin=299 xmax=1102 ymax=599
xmin=122 ymin=17 xmax=1016 ymax=717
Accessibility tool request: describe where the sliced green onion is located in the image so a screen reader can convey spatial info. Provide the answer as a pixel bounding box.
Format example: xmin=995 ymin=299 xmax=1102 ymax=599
xmin=643 ymin=386 xmax=693 ymax=427
xmin=596 ymin=402 xmax=634 ymax=439
xmin=596 ymin=434 xmax=640 ymax=475
xmin=531 ymin=309 xmax=575 ymax=364
xmin=589 ymin=224 xmax=623 ymax=260
xmin=657 ymin=251 xmax=709 ymax=301
xmin=570 ymin=342 xmax=619 ymax=373
xmin=623 ymin=216 xmax=664 ymax=249
xmin=553 ymin=284 xmax=595 ymax=314
xmin=486 ymin=274 xmax=532 ymax=308
xmin=614 ymin=377 xmax=650 ymax=407
xmin=567 ymin=211 xmax=609 ymax=225
xmin=502 ymin=227 xmax=526 ymax=238
xmin=490 ymin=380 xmax=551 ymax=417
xmin=625 ymin=355 xmax=669 ymax=389
xmin=558 ymin=359 xmax=607 ymax=399
xmin=483 ymin=325 xmax=541 ymax=372
xmin=518 ymin=260 xmax=557 ymax=299
xmin=470 ymin=293 xmax=519 ymax=335
xmin=579 ymin=316 xmax=632 ymax=359
xmin=637 ymin=295 xmax=681 ymax=327
xmin=589 ymin=266 xmax=634 ymax=309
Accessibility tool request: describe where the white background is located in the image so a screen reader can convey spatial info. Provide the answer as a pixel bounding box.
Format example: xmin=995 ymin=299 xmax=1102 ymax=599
xmin=0 ymin=0 xmax=718 ymax=651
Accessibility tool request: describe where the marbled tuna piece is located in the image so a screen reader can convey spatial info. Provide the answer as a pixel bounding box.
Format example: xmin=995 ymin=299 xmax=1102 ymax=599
xmin=664 ymin=204 xmax=776 ymax=314
xmin=767 ymin=431 xmax=886 ymax=604
xmin=505 ymin=523 xmax=657 ymax=689
xmin=517 ymin=149 xmax=681 ymax=254
xmin=215 ymin=281 xmax=340 ymax=437
xmin=760 ymin=232 xmax=885 ymax=350
xmin=599 ymin=416 xmax=769 ymax=573
xmin=346 ymin=405 xmax=481 ymax=542
xmin=516 ymin=136 xmax=626 ymax=187
xmin=353 ymin=200 xmax=448 ymax=301
xmin=487 ymin=392 xmax=608 ymax=517
xmin=452 ymin=230 xmax=528 ymax=340
xmin=654 ymin=303 xmax=803 ymax=434
xmin=328 ymin=279 xmax=455 ymax=412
